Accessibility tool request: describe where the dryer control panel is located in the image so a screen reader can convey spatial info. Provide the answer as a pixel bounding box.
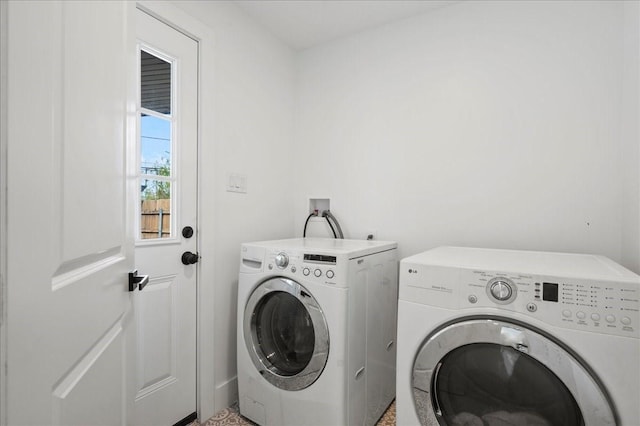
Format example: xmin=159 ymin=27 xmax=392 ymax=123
xmin=466 ymin=269 xmax=638 ymax=338
xmin=401 ymin=263 xmax=640 ymax=339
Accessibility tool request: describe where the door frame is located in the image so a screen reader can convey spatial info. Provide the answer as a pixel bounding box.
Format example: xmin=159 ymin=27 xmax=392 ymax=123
xmin=0 ymin=0 xmax=8 ymax=423
xmin=136 ymin=1 xmax=217 ymax=421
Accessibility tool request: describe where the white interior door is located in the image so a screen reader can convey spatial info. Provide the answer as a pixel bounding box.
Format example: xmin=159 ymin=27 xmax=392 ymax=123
xmin=4 ymin=1 xmax=136 ymax=425
xmin=134 ymin=8 xmax=199 ymax=426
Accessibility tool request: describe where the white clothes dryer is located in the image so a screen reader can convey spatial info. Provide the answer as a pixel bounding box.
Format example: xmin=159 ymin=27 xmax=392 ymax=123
xmin=237 ymin=238 xmax=398 ymax=426
xmin=396 ymin=246 xmax=640 ymax=426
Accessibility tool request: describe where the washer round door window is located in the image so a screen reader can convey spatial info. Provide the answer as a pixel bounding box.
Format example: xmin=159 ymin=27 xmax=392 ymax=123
xmin=244 ymin=277 xmax=329 ymax=391
xmin=412 ymin=318 xmax=617 ymax=426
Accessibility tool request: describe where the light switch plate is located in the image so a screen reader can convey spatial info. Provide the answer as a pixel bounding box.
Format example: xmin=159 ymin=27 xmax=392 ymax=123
xmin=227 ymin=173 xmax=247 ymax=193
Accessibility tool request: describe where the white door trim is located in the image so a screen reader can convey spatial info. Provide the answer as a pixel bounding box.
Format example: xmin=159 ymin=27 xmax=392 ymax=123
xmin=136 ymin=1 xmax=217 ymax=421
xmin=0 ymin=0 xmax=8 ymax=424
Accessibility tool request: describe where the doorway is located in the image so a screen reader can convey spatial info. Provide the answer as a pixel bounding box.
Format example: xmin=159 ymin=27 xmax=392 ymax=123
xmin=134 ymin=8 xmax=199 ymax=425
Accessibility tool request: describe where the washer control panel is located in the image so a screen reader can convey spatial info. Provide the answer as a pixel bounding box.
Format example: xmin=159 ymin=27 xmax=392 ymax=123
xmin=461 ymin=269 xmax=639 ymax=338
xmin=265 ymin=249 xmax=339 ymax=286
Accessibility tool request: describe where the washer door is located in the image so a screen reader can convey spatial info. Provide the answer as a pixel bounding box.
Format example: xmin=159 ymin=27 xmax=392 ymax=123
xmin=244 ymin=277 xmax=329 ymax=391
xmin=412 ymin=318 xmax=617 ymax=426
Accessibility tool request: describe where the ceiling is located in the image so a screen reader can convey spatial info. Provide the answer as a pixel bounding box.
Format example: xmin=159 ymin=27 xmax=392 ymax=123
xmin=235 ymin=0 xmax=458 ymax=50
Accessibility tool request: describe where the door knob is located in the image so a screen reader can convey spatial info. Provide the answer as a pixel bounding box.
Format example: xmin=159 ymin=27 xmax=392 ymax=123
xmin=181 ymin=251 xmax=199 ymax=265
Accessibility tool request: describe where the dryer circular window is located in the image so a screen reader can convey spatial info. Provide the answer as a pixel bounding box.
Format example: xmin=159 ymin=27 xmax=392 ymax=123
xmin=412 ymin=317 xmax=617 ymax=426
xmin=243 ymin=277 xmax=329 ymax=391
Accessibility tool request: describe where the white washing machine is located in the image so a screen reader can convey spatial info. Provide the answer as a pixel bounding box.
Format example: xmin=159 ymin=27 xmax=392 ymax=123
xmin=237 ymin=238 xmax=398 ymax=426
xmin=396 ymin=246 xmax=640 ymax=426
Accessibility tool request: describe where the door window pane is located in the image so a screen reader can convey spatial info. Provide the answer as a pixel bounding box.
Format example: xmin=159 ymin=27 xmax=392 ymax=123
xmin=138 ymin=48 xmax=174 ymax=241
xmin=432 ymin=343 xmax=583 ymax=426
xmin=140 ymin=180 xmax=171 ymax=239
xmin=141 ymin=50 xmax=171 ymax=114
xmin=140 ymin=114 xmax=171 ymax=176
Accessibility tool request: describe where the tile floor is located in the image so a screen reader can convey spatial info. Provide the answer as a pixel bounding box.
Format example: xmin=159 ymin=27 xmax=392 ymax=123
xmin=197 ymin=400 xmax=396 ymax=426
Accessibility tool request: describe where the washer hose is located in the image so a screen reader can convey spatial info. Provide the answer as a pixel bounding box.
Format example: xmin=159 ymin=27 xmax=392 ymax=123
xmin=303 ymin=210 xmax=318 ymax=237
xmin=323 ymin=210 xmax=344 ymax=239
xmin=324 ymin=215 xmax=338 ymax=238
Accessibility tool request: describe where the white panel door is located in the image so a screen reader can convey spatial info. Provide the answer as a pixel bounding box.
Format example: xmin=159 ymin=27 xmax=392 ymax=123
xmin=5 ymin=1 xmax=136 ymax=425
xmin=134 ymin=8 xmax=199 ymax=426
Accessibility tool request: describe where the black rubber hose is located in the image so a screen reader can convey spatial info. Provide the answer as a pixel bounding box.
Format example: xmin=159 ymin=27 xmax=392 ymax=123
xmin=324 ymin=215 xmax=338 ymax=238
xmin=303 ymin=212 xmax=317 ymax=237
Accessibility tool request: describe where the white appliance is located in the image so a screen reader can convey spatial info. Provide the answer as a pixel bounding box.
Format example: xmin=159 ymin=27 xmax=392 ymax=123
xmin=237 ymin=238 xmax=398 ymax=426
xmin=396 ymin=246 xmax=640 ymax=426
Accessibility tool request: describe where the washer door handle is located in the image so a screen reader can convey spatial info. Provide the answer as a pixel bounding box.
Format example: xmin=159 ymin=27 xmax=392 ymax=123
xmin=355 ymin=366 xmax=365 ymax=380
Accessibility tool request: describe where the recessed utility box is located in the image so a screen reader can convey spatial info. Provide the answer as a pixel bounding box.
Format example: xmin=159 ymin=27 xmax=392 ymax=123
xmin=309 ymin=198 xmax=330 ymax=215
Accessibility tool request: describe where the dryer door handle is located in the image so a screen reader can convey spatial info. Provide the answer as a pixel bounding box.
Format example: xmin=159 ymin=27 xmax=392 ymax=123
xmin=354 ymin=366 xmax=365 ymax=380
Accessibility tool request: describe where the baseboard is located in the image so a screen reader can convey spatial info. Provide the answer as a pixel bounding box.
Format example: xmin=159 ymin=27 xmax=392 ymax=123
xmin=214 ymin=376 xmax=238 ymax=412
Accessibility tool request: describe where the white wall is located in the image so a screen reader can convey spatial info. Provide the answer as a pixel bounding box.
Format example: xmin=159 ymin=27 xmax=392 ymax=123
xmin=294 ymin=0 xmax=640 ymax=272
xmin=168 ymin=0 xmax=639 ymax=414
xmin=171 ymin=0 xmax=296 ymax=409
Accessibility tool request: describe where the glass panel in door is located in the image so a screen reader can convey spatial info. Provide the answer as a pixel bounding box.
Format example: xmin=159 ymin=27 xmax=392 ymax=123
xmin=138 ymin=48 xmax=174 ymax=240
xmin=141 ymin=50 xmax=171 ymax=114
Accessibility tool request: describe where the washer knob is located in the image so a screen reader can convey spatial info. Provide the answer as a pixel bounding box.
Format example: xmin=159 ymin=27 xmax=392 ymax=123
xmin=490 ymin=280 xmax=513 ymax=301
xmin=274 ymin=252 xmax=289 ymax=269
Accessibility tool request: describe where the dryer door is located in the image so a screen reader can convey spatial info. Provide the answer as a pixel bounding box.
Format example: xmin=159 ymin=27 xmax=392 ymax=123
xmin=243 ymin=277 xmax=329 ymax=391
xmin=412 ymin=318 xmax=616 ymax=426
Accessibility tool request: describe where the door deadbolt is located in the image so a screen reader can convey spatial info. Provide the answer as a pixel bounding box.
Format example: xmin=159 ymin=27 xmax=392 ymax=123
xmin=182 ymin=226 xmax=194 ymax=238
xmin=181 ymin=251 xmax=199 ymax=265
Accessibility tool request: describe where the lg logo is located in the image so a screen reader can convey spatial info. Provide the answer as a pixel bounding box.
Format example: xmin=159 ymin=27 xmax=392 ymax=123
xmin=408 ymin=269 xmax=419 ymax=274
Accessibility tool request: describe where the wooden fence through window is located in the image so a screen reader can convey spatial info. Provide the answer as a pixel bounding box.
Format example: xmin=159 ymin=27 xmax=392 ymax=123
xmin=141 ymin=199 xmax=170 ymax=239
